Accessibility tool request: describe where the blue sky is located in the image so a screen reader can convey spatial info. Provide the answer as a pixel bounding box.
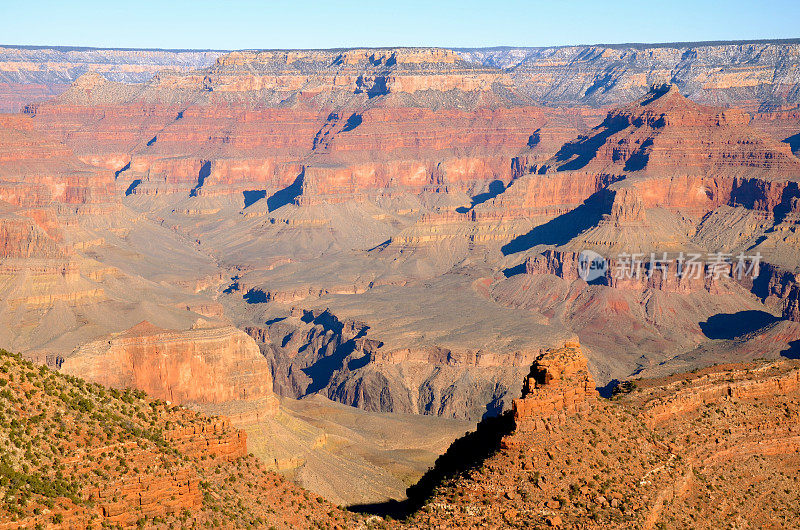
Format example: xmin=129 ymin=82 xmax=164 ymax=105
xmin=2 ymin=0 xmax=798 ymax=50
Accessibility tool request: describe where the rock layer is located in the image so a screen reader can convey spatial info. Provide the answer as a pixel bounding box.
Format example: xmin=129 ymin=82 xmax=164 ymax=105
xmin=0 ymin=46 xmax=223 ymax=111
xmin=63 ymin=322 xmax=278 ymax=409
xmin=6 ymin=41 xmax=800 ymax=112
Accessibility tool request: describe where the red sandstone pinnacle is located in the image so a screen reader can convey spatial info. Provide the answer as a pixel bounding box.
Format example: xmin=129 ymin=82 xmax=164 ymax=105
xmin=512 ymin=341 xmax=598 ymax=428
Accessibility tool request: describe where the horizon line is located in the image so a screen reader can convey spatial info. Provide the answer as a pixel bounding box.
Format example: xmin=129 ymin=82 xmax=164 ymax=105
xmin=2 ymin=37 xmax=800 ymax=54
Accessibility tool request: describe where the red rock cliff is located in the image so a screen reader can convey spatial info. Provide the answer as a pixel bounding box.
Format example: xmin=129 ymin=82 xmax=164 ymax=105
xmin=62 ymin=322 xmax=278 ymax=410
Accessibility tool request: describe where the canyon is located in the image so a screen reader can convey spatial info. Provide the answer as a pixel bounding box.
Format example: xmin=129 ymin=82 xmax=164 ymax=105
xmin=0 ymin=40 xmax=799 ymax=520
xmin=0 ymin=46 xmax=224 ymax=112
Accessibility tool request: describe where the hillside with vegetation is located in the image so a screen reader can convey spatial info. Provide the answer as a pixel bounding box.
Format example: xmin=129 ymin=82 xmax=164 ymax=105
xmin=0 ymin=348 xmax=357 ymax=529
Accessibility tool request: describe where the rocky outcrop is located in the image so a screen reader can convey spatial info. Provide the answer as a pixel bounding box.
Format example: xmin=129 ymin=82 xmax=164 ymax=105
xmin=785 ymin=284 xmax=800 ymax=322
xmin=0 ymin=81 xmax=69 ymax=113
xmin=87 ymin=468 xmax=202 ymax=526
xmin=751 ymin=106 xmax=800 ymax=153
xmin=512 ymin=341 xmax=598 ymax=428
xmin=29 ymin=48 xmax=792 ymax=213
xmin=257 ymin=308 xmax=370 ymax=398
xmin=63 ymin=322 xmax=278 ymax=409
xmin=607 ymin=186 xmax=646 ymax=224
xmin=0 ymin=215 xmax=63 ymax=258
xmin=638 ymin=362 xmax=800 ymax=427
xmin=410 ymin=356 xmax=800 ymax=528
xmin=0 ymin=111 xmax=116 ymax=278
xmin=475 ymin=171 xmax=619 ymax=221
xmin=201 ymin=48 xmax=508 ymax=96
xmin=0 ymin=114 xmax=115 ymax=207
xmin=15 ymin=47 xmax=599 ymax=207
xmin=88 ymin=418 xmax=247 ymax=525
xmin=502 ymin=85 xmax=800 ymax=344
xmin=28 ymin=73 xmax=599 ymax=203
xmin=164 ymin=417 xmax=248 ymax=461
xmin=525 ymin=248 xmax=732 ymax=294
xmin=249 ymin=305 xmax=556 ymax=420
xmin=6 ymin=41 xmax=800 ymax=113
xmin=0 ymin=348 xmax=354 ymax=529
xmin=0 ymin=259 xmax=106 ymax=309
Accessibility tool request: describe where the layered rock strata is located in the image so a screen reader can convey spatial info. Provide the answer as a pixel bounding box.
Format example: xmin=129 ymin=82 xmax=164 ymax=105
xmin=512 ymin=341 xmax=598 ymax=430
xmin=0 ymin=46 xmax=223 ymax=111
xmin=63 ymin=321 xmax=278 ymax=410
xmin=0 ymin=349 xmax=354 ymax=529
xmin=6 ymin=41 xmax=800 ymax=111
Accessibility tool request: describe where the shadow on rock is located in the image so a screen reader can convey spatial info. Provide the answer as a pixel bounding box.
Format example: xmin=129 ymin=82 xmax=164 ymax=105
xmin=348 ymin=411 xmax=515 ymax=520
xmin=501 ymin=190 xmax=608 ymax=255
xmin=781 ymin=340 xmax=800 ymax=360
xmin=699 ymin=310 xmax=779 ymax=340
xmin=456 ymin=179 xmax=506 ymax=213
xmin=596 ymin=379 xmax=620 ymax=399
xmin=267 ymin=172 xmax=303 ymax=212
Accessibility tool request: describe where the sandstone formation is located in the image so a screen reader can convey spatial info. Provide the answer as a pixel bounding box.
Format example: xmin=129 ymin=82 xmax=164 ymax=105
xmin=497 ymin=84 xmax=800 ymax=224
xmin=163 ymin=417 xmax=248 ymax=461
xmin=751 ymin=105 xmax=800 ymax=154
xmin=465 ymin=40 xmax=800 ymax=108
xmin=0 ymin=114 xmax=114 ymax=206
xmin=6 ymin=41 xmax=800 ymax=112
xmin=0 ymin=40 xmax=799 ymax=524
xmin=25 ymin=52 xmax=602 ymax=206
xmin=0 ymin=113 xmax=134 ymax=357
xmin=482 ymin=84 xmax=800 ymax=378
xmin=512 ymin=341 xmax=598 ymax=429
xmin=0 ymin=46 xmax=797 ymax=440
xmin=57 ymin=317 xmax=471 ymax=508
xmin=4 ymin=321 xmax=800 ymax=527
xmin=638 ymin=361 xmax=800 ymax=427
xmin=247 ymin=277 xmax=575 ymax=420
xmin=63 ymin=321 xmax=278 ymax=409
xmin=208 ymin=85 xmax=799 ymax=417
